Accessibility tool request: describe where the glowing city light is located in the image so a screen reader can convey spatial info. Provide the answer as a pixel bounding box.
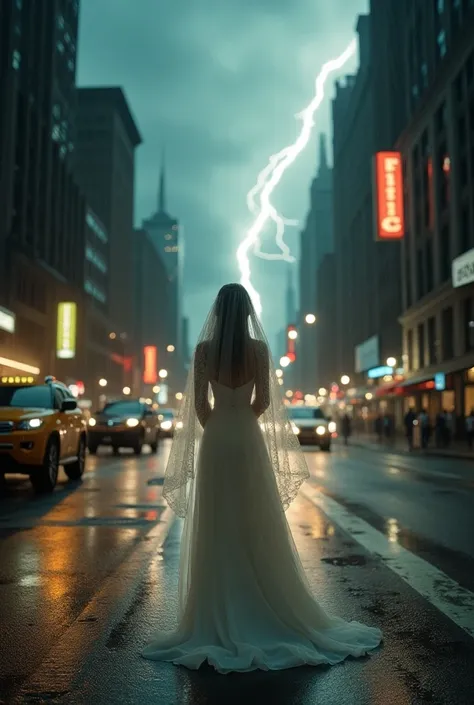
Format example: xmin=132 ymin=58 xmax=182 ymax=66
xmin=237 ymin=40 xmax=357 ymax=315
xmin=305 ymin=313 xmax=316 ymax=325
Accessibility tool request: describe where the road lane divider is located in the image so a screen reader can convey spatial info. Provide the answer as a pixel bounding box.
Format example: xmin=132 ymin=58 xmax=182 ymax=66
xmin=302 ymin=483 xmax=474 ymax=639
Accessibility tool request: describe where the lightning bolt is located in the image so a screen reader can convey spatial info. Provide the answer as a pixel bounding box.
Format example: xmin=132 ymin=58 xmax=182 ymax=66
xmin=237 ymin=39 xmax=357 ymax=316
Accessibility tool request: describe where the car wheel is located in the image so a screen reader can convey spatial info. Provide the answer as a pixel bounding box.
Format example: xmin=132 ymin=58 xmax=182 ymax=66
xmin=31 ymin=437 xmax=59 ymax=493
xmin=65 ymin=436 xmax=86 ymax=481
xmin=133 ymin=436 xmax=144 ymax=455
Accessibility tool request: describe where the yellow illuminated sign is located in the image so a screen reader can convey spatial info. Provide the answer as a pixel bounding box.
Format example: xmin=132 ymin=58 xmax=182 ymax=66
xmin=56 ymin=302 xmax=77 ymax=359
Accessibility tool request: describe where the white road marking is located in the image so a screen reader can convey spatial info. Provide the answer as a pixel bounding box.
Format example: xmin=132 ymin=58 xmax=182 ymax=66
xmin=302 ymin=483 xmax=474 ymax=639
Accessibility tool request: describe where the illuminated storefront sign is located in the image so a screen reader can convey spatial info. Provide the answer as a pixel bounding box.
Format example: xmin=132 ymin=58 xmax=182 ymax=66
xmin=143 ymin=346 xmax=158 ymax=384
xmin=0 ymin=306 xmax=15 ymax=334
xmin=368 ymin=365 xmax=393 ymax=379
xmin=435 ymin=373 xmax=446 ymax=391
xmin=373 ymin=151 xmax=405 ymax=240
xmin=56 ymin=302 xmax=77 ymax=359
xmin=452 ymin=248 xmax=474 ymax=288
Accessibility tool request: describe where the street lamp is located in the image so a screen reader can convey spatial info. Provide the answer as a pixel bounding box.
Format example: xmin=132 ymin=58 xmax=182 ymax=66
xmin=99 ymin=378 xmax=107 ymax=387
xmin=280 ymin=356 xmax=291 ymax=368
xmin=341 ymin=375 xmax=350 ymax=386
xmin=122 ymin=386 xmax=131 ymax=395
xmin=386 ymin=356 xmax=397 ymax=367
xmin=286 ymin=390 xmax=293 ymax=398
xmin=152 ymin=385 xmax=160 ymax=394
xmin=305 ymin=313 xmax=316 ymax=325
xmin=318 ymin=387 xmax=327 ymax=396
xmin=158 ymin=369 xmax=168 ymax=379
xmin=167 ymin=345 xmax=175 ymax=352
xmin=288 ymin=329 xmax=298 ymax=340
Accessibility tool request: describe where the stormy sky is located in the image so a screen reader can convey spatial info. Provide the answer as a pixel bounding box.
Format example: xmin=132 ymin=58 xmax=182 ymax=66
xmin=77 ymin=0 xmax=367 ymax=349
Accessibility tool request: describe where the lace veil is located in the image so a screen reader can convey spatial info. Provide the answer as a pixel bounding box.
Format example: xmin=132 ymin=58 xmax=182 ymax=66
xmin=162 ymin=283 xmax=309 ymax=517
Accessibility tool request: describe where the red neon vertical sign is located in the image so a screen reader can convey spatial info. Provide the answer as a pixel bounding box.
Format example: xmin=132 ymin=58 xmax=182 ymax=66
xmin=143 ymin=346 xmax=157 ymax=384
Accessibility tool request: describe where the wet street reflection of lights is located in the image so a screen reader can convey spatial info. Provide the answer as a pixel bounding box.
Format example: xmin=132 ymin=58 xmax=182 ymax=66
xmin=386 ymin=517 xmax=400 ymax=543
xmin=388 ymin=466 xmax=400 ymax=475
xmin=275 ymin=368 xmax=283 ymax=378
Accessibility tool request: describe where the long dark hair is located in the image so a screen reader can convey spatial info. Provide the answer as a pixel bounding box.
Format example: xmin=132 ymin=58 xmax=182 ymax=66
xmin=213 ymin=283 xmax=253 ymax=383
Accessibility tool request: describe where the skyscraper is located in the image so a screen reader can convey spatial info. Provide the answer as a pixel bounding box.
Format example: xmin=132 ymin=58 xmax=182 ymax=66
xmin=298 ymin=134 xmax=333 ymax=393
xmin=142 ymin=159 xmax=181 ymax=355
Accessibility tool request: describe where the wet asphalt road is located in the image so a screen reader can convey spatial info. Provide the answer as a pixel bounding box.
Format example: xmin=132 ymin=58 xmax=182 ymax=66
xmin=0 ymin=442 xmax=473 ymax=704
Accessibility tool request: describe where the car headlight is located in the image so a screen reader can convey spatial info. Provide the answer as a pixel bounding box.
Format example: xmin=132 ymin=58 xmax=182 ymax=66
xmin=292 ymin=423 xmax=300 ymax=435
xmin=88 ymin=418 xmax=97 ymax=427
xmin=328 ymin=421 xmax=336 ymax=433
xmin=126 ymin=418 xmax=140 ymax=428
xmin=316 ymin=425 xmax=326 ymax=436
xmin=161 ymin=420 xmax=172 ymax=430
xmin=18 ymin=418 xmax=43 ymax=430
xmin=176 ymin=421 xmax=183 ymax=429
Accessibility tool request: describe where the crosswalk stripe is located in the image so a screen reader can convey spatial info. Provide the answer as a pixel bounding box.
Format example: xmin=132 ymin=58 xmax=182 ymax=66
xmin=302 ymin=483 xmax=474 ymax=639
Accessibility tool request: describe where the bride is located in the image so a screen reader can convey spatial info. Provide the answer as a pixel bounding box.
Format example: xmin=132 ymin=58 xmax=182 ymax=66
xmin=142 ymin=283 xmax=382 ymax=673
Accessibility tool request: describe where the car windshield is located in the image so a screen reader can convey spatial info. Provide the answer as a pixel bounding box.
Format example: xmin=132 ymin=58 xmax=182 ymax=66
xmin=289 ymin=407 xmax=325 ymax=421
xmin=0 ymin=385 xmax=53 ymax=409
xmin=101 ymin=401 xmax=142 ymax=416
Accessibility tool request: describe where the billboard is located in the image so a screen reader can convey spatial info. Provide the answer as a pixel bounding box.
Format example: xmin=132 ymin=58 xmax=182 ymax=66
xmin=452 ymin=248 xmax=474 ymax=288
xmin=355 ymin=335 xmax=379 ymax=373
xmin=373 ymin=151 xmax=405 ymax=240
xmin=143 ymin=346 xmax=157 ymax=384
xmin=56 ymin=302 xmax=77 ymax=359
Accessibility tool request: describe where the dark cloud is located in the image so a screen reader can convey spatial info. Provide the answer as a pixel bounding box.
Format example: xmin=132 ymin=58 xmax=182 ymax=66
xmin=78 ymin=0 xmax=368 ymax=346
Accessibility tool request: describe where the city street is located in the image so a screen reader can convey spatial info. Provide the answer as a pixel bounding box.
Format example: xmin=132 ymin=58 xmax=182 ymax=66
xmin=1 ymin=443 xmax=474 ymax=705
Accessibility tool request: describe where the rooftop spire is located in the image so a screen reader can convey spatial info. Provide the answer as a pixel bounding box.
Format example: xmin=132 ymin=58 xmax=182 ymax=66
xmin=158 ymin=149 xmax=166 ymax=214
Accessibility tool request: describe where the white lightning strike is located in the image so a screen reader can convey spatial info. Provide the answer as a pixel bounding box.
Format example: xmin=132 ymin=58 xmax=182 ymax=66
xmin=237 ymin=39 xmax=357 ymax=316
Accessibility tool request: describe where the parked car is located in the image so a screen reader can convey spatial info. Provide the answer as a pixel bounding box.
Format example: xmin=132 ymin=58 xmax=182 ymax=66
xmin=0 ymin=375 xmax=87 ymax=492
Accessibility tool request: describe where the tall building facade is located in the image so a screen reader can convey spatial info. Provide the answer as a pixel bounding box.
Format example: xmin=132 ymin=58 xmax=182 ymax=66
xmin=398 ymin=0 xmax=474 ymax=425
xmin=142 ymin=163 xmax=181 ymax=355
xmin=298 ymin=134 xmax=333 ymax=393
xmin=0 ymin=0 xmax=85 ymax=383
xmin=74 ymin=87 xmax=142 ymax=399
xmin=330 ymin=10 xmax=406 ymax=394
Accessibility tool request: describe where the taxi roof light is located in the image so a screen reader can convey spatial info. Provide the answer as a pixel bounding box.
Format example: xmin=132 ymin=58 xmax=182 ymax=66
xmin=1 ymin=375 xmax=35 ymax=385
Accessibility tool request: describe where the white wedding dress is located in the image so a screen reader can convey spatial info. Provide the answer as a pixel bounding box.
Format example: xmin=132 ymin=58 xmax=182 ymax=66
xmin=142 ymin=371 xmax=382 ymax=673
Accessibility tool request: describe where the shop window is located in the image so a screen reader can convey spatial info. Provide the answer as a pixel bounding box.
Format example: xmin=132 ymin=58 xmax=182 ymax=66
xmin=442 ymin=307 xmax=454 ymax=360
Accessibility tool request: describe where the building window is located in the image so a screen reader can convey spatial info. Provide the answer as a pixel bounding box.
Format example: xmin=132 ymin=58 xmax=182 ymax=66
xmin=12 ymin=50 xmax=21 ymax=70
xmin=437 ymin=30 xmax=447 ymax=59
xmin=418 ymin=323 xmax=425 ymax=368
xmin=442 ymin=307 xmax=454 ymax=360
xmin=461 ymin=205 xmax=471 ymax=253
xmin=417 ymin=248 xmax=424 ymax=299
xmin=464 ymin=298 xmax=474 ymax=352
xmin=407 ymin=329 xmax=414 ymax=371
xmin=428 ymin=316 xmax=437 ymax=365
xmin=440 ymin=224 xmax=451 ymax=281
xmin=426 ymin=238 xmax=434 ymax=292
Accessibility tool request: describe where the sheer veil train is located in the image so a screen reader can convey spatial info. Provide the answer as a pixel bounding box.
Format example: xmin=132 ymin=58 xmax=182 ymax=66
xmin=142 ymin=283 xmax=382 ymax=673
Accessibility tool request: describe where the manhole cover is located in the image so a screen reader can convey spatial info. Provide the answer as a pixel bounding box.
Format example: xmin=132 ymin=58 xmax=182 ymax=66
xmin=321 ymin=555 xmax=367 ymax=567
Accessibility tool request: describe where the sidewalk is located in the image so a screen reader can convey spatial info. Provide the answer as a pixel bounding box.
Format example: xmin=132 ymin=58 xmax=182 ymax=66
xmin=347 ymin=432 xmax=474 ymax=460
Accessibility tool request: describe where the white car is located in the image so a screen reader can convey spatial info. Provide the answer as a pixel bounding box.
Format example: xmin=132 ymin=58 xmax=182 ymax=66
xmin=288 ymin=406 xmax=335 ymax=451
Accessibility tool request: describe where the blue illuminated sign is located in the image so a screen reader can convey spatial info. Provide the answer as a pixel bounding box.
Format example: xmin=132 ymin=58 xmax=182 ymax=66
xmin=368 ymin=365 xmax=393 ymax=379
xmin=434 ymin=373 xmax=446 ymax=391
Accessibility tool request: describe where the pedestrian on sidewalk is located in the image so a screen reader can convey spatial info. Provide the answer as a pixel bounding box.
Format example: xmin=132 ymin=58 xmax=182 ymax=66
xmin=419 ymin=409 xmax=430 ymax=449
xmin=374 ymin=414 xmax=383 ymax=442
xmin=341 ymin=413 xmax=351 ymax=445
xmin=466 ymin=410 xmax=474 ymax=449
xmin=404 ymin=407 xmax=416 ymax=450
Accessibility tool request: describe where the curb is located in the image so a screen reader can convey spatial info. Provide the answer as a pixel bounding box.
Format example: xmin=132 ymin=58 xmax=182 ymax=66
xmin=348 ymin=439 xmax=474 ymax=461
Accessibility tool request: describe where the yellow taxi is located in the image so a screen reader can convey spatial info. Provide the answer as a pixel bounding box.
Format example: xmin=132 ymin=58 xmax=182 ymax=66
xmin=0 ymin=375 xmax=87 ymax=492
